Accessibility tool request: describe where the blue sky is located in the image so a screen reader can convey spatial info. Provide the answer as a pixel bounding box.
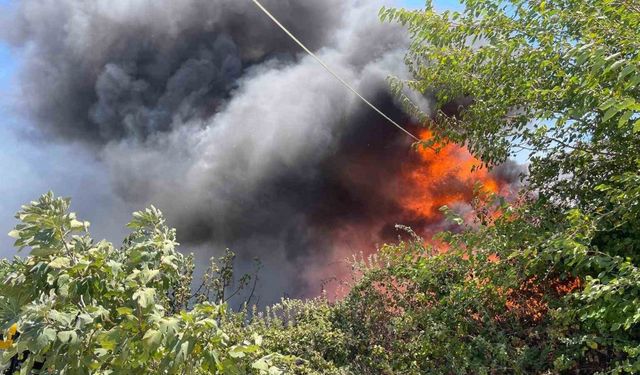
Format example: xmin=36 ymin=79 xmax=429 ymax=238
xmin=0 ymin=0 xmax=463 ymax=256
xmin=407 ymin=0 xmax=463 ymax=10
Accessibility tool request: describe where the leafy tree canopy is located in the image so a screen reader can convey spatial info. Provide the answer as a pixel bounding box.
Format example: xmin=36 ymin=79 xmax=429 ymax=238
xmin=378 ymin=0 xmax=640 ymax=372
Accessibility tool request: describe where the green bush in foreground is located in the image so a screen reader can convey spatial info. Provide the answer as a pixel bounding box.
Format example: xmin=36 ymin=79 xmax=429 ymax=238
xmin=0 ymin=193 xmax=286 ymax=374
xmin=3 ymin=186 xmax=638 ymax=374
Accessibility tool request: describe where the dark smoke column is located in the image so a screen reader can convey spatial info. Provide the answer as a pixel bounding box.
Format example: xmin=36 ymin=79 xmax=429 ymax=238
xmin=2 ymin=0 xmax=430 ymax=304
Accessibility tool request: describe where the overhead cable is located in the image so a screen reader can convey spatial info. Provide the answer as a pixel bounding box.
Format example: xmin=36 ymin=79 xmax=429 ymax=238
xmin=251 ymin=0 xmax=421 ymax=142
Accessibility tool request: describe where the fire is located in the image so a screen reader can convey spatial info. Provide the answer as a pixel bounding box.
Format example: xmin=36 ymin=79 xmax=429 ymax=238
xmin=309 ymin=127 xmax=511 ymax=300
xmin=399 ymin=129 xmax=500 ymax=228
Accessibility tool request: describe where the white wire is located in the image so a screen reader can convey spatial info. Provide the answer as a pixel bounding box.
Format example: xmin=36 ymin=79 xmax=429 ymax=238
xmin=251 ymin=0 xmax=421 ymax=142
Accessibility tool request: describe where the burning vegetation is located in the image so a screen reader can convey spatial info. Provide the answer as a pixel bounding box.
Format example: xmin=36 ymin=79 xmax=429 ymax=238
xmin=304 ymin=122 xmax=522 ymax=298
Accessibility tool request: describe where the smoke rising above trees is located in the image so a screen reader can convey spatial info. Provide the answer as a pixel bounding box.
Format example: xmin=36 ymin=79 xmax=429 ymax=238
xmin=1 ymin=0 xmax=521 ymax=303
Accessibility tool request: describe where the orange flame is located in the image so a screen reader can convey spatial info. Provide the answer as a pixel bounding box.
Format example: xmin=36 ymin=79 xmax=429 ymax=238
xmin=399 ymin=129 xmax=500 ymax=225
xmin=308 ymin=127 xmax=509 ymax=300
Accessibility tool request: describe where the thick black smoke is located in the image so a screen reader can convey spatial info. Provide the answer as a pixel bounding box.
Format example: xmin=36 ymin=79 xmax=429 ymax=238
xmin=2 ymin=0 xmax=424 ymax=302
xmin=2 ymin=0 xmax=522 ymax=303
xmin=4 ymin=0 xmax=353 ymax=143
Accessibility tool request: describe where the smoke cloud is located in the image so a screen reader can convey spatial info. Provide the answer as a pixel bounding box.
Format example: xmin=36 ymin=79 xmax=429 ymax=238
xmin=2 ymin=0 xmax=523 ymax=303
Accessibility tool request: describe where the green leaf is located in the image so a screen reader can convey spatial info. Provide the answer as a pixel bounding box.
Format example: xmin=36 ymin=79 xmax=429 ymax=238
xmin=598 ymin=97 xmax=617 ymax=111
xmin=48 ymin=257 xmax=70 ymax=269
xmin=602 ymin=106 xmax=619 ymax=122
xmin=620 ymin=65 xmax=635 ymax=80
xmin=57 ymin=273 xmax=70 ymax=297
xmin=159 ymin=317 xmax=181 ymax=336
xmin=228 ymin=345 xmax=247 ymax=359
xmin=133 ymin=287 xmax=156 ymax=309
xmin=142 ymin=329 xmax=163 ymax=348
xmin=253 ymin=334 xmax=263 ymax=346
xmin=30 ymin=247 xmax=60 ymax=257
xmin=116 ymin=307 xmax=134 ymax=316
xmin=605 ymin=59 xmax=625 ymax=73
xmin=36 ymin=327 xmax=58 ymax=349
xmin=618 ymin=111 xmax=634 ymax=128
xmin=69 ymin=219 xmax=87 ymax=231
xmin=57 ymin=330 xmax=79 ymax=345
xmin=176 ymin=340 xmax=191 ymax=363
xmin=97 ymin=330 xmax=119 ymax=351
xmin=252 ymin=359 xmax=269 ymax=372
xmin=138 ymin=269 xmax=160 ymax=285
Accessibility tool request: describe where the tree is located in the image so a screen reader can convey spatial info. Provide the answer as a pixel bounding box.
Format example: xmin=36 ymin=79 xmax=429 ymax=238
xmin=376 ymin=0 xmax=640 ymax=372
xmin=0 ymin=193 xmax=284 ymax=374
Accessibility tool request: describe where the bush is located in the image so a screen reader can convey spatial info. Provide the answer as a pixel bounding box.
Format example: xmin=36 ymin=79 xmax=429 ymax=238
xmin=0 ymin=193 xmax=284 ymax=374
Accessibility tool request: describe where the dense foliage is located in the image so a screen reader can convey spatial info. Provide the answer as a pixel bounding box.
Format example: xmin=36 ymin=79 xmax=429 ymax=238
xmin=377 ymin=0 xmax=640 ymax=372
xmin=1 ymin=0 xmax=639 ymax=373
xmin=0 ymin=193 xmax=289 ymax=374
